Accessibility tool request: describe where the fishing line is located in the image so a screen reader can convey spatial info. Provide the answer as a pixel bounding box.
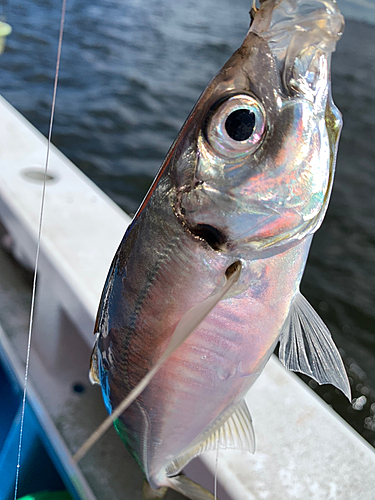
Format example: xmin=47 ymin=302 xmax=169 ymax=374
xmin=214 ymin=427 xmax=222 ymax=500
xmin=13 ymin=1 xmax=67 ymax=498
xmin=0 ymin=0 xmax=8 ymax=20
xmin=214 ymin=442 xmax=219 ymax=500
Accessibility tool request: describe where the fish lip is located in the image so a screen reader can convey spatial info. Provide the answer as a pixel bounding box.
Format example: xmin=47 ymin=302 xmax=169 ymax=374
xmin=249 ymin=0 xmax=344 ymax=101
xmin=251 ymin=0 xmax=344 ymax=39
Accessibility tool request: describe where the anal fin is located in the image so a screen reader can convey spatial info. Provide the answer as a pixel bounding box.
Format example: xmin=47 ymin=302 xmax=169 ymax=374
xmin=278 ymin=292 xmax=351 ymax=401
xmin=166 ymin=399 xmax=255 ymax=478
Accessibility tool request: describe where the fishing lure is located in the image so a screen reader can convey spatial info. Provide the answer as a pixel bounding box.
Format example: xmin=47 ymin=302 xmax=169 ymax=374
xmin=90 ymin=1 xmax=349 ymax=498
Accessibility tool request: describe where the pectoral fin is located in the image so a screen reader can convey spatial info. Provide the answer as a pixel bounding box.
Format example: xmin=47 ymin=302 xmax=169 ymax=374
xmin=279 ymin=292 xmax=351 ymax=401
xmin=74 ymin=261 xmax=242 ymax=463
xmin=159 ymin=260 xmax=242 ymax=367
xmin=166 ymin=399 xmax=255 ymax=478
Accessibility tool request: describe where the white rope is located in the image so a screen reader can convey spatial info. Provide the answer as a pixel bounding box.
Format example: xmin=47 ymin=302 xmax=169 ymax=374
xmin=13 ymin=1 xmax=67 ymax=497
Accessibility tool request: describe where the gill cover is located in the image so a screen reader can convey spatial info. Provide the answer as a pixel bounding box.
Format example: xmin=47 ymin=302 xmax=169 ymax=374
xmin=174 ymin=0 xmax=344 ymax=256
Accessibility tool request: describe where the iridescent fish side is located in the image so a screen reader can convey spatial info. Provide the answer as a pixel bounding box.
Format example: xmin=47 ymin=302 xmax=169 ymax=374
xmin=90 ymin=1 xmax=349 ymax=499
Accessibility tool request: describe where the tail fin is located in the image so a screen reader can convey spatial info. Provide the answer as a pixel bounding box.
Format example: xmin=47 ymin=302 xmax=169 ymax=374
xmin=168 ymin=475 xmax=218 ymax=500
xmin=142 ymin=480 xmax=168 ymax=500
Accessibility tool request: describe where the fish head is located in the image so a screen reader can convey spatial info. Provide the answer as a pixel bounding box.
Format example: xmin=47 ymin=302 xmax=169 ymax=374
xmin=169 ymin=0 xmax=344 ymax=257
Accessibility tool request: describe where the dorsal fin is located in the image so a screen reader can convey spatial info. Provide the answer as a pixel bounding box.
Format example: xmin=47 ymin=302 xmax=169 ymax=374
xmin=89 ymin=339 xmax=100 ymax=385
xmin=166 ymin=399 xmax=255 ymax=478
xmin=279 ymin=292 xmax=351 ymax=401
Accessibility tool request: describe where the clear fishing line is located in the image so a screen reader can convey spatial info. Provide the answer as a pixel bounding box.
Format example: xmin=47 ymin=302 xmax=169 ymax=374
xmin=214 ymin=429 xmax=221 ymax=500
xmin=0 ymin=0 xmax=8 ymax=19
xmin=214 ymin=444 xmax=219 ymax=500
xmin=13 ymin=1 xmax=67 ymax=498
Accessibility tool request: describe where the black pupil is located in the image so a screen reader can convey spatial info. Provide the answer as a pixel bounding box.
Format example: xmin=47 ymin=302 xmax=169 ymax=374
xmin=225 ymin=109 xmax=255 ymax=141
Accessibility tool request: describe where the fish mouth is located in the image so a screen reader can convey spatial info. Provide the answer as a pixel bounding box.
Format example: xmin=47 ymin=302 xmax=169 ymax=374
xmin=252 ymin=0 xmax=344 ymax=47
xmin=251 ymin=0 xmax=344 ymax=99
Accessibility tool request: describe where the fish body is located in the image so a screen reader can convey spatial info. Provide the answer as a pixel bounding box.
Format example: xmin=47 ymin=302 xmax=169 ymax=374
xmin=91 ymin=0 xmax=349 ymax=497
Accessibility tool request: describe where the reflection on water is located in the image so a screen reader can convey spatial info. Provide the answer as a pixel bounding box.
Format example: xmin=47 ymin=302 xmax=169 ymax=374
xmin=0 ymin=0 xmax=374 ymax=448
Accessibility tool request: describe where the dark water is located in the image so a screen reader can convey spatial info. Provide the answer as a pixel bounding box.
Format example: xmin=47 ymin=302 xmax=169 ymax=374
xmin=0 ymin=0 xmax=374 ymax=447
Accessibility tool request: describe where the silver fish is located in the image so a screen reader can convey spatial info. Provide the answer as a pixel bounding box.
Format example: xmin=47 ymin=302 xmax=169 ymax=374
xmin=90 ymin=0 xmax=350 ymax=498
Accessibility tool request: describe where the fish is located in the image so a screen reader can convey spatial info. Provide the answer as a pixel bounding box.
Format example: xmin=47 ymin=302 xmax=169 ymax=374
xmin=89 ymin=0 xmax=350 ymax=498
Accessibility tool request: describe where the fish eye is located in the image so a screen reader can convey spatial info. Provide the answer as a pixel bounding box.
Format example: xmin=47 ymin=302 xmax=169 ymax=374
xmin=225 ymin=108 xmax=256 ymax=141
xmin=206 ymin=94 xmax=265 ymax=158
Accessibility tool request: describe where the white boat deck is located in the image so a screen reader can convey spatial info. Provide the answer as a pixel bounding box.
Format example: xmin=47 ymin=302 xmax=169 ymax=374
xmin=0 ymin=95 xmax=374 ymax=500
